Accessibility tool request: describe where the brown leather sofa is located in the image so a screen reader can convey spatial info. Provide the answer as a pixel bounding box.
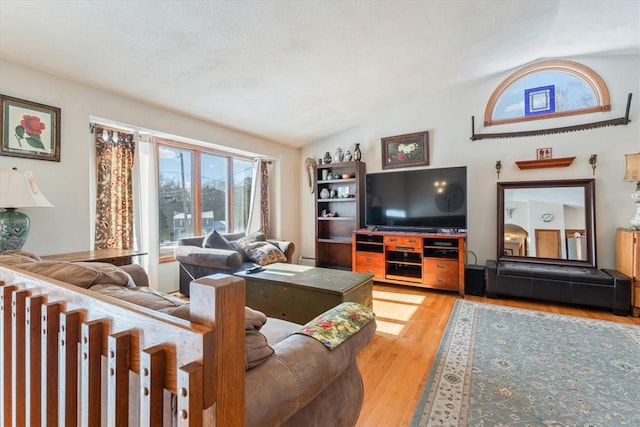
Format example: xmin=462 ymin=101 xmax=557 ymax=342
xmin=486 ymin=259 xmax=631 ymax=316
xmin=174 ymin=231 xmax=295 ymax=296
xmin=0 ymin=251 xmax=374 ymax=426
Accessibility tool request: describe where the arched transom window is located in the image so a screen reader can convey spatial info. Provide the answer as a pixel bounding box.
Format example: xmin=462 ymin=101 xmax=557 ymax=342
xmin=484 ymin=60 xmax=610 ymax=126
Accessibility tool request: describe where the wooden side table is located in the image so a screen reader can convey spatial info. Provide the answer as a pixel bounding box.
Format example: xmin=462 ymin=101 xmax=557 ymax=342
xmin=616 ymin=227 xmax=639 ymax=317
xmin=41 ymin=249 xmax=147 ymax=266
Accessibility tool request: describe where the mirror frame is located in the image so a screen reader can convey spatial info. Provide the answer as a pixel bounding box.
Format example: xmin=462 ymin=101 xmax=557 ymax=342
xmin=497 ymin=178 xmax=596 ymax=268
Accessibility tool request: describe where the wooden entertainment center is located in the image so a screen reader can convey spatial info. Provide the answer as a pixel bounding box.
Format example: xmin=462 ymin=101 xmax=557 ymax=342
xmin=352 ymin=230 xmax=466 ymax=296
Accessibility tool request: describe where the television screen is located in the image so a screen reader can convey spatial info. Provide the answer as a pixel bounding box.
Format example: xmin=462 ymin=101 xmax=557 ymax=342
xmin=365 ymin=166 xmax=467 ymax=232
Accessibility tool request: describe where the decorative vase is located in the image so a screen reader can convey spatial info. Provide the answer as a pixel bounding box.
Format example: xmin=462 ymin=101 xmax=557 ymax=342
xmin=323 ymin=152 xmax=332 ymax=164
xmin=319 ymin=188 xmax=330 ymax=199
xmin=353 ymin=143 xmax=362 ymax=161
xmin=334 ymin=147 xmax=344 ymax=163
xmin=344 ymin=150 xmax=352 ymax=162
xmin=321 ymin=169 xmax=329 ymax=180
xmin=0 ymin=208 xmax=29 ymax=251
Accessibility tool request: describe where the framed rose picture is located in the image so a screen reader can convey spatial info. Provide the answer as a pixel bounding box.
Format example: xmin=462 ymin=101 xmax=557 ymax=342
xmin=1 ymin=94 xmax=61 ymax=162
xmin=381 ymin=130 xmax=429 ymax=169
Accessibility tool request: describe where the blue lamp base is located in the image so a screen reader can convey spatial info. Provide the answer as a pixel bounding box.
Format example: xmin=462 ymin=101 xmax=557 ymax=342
xmin=0 ymin=208 xmax=31 ymax=252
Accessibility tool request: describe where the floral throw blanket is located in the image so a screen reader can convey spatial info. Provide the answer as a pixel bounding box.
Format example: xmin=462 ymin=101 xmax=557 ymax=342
xmin=293 ymin=302 xmax=375 ymax=350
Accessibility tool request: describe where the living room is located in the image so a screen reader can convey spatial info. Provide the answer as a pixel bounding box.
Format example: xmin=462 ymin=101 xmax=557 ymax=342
xmin=1 ymin=1 xmax=640 ymax=425
xmin=0 ymin=3 xmax=638 ymax=288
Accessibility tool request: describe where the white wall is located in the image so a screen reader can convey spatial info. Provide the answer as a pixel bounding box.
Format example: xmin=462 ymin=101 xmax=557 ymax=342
xmin=301 ymin=54 xmax=640 ymax=269
xmin=0 ymin=59 xmax=301 ymax=292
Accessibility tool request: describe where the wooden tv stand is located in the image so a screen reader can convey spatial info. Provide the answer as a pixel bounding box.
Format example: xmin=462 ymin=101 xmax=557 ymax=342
xmin=352 ymin=230 xmax=466 ymax=295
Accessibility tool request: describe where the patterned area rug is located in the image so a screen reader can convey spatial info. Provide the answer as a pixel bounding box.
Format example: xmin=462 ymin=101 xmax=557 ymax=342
xmin=411 ymin=300 xmax=640 ymax=426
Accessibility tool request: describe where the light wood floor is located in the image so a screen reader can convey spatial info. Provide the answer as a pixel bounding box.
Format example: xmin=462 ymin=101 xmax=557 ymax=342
xmin=355 ymin=283 xmax=640 ymax=427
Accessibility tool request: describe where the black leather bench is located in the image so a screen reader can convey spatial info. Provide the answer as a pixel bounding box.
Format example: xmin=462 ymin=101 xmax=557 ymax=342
xmin=485 ymin=260 xmax=631 ymax=316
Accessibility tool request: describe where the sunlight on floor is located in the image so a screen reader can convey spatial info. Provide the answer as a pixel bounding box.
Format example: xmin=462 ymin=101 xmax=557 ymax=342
xmin=373 ymin=290 xmax=426 ymax=304
xmin=371 ymin=289 xmax=427 ymax=336
xmin=374 ymin=300 xmax=419 ymax=321
xmin=374 ymin=319 xmax=408 ymax=335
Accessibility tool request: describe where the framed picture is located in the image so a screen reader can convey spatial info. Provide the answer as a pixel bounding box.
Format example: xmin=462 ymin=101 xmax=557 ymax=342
xmin=536 ymin=147 xmax=552 ymax=160
xmin=1 ymin=94 xmax=61 ymax=162
xmin=381 ymin=130 xmax=429 ymax=169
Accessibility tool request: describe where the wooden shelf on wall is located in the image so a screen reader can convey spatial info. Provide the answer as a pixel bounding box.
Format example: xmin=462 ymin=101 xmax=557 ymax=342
xmin=515 ymin=156 xmax=576 ymax=170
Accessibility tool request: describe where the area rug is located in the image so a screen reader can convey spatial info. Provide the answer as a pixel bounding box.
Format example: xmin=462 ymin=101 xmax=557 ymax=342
xmin=411 ymin=300 xmax=640 ymax=426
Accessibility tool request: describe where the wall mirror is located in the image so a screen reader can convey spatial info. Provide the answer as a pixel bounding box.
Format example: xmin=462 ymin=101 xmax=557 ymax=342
xmin=497 ymin=179 xmax=596 ymax=268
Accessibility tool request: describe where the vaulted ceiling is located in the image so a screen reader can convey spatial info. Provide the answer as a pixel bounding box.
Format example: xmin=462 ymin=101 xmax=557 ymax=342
xmin=1 ymin=1 xmax=638 ymax=147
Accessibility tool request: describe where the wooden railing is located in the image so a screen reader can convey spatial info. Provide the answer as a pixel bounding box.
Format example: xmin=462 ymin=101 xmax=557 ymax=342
xmin=0 ymin=266 xmax=245 ymax=426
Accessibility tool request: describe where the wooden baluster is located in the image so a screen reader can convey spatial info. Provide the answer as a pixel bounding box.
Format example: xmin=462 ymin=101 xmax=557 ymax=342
xmin=42 ymin=301 xmax=63 ymax=427
xmin=81 ymin=320 xmax=105 ymax=427
xmin=58 ymin=310 xmax=83 ymax=427
xmin=11 ymin=289 xmax=30 ymax=427
xmin=140 ymin=345 xmax=166 ymax=427
xmin=25 ymin=294 xmax=45 ymax=426
xmin=0 ymin=283 xmax=17 ymax=427
xmin=177 ymin=362 xmax=204 ymax=427
xmin=107 ymin=331 xmax=132 ymax=427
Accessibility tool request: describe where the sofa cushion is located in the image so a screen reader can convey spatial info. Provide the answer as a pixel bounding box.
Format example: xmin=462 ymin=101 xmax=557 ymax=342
xmin=0 ymin=252 xmax=41 ymax=266
xmin=11 ymin=261 xmax=135 ymax=289
xmin=202 ymin=230 xmax=231 ymax=250
xmin=91 ymin=284 xmax=186 ymax=310
xmin=244 ymin=241 xmax=287 ymax=266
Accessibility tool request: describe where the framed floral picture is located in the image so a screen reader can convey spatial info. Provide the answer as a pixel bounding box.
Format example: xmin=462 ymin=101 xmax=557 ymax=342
xmin=1 ymin=94 xmax=61 ymax=162
xmin=381 ymin=130 xmax=429 ymax=169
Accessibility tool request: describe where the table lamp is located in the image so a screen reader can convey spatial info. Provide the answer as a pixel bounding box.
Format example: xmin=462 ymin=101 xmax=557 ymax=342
xmin=623 ymin=153 xmax=640 ymax=229
xmin=0 ymin=168 xmax=53 ymax=252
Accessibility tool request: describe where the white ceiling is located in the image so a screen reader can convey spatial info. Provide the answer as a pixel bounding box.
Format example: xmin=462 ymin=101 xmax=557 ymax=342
xmin=1 ymin=1 xmax=638 ymax=147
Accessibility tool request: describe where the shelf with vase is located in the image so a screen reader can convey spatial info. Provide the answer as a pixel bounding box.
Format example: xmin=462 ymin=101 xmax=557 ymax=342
xmin=315 ymin=161 xmax=366 ymax=270
xmin=319 ymin=178 xmax=356 ymax=184
xmin=317 ymin=198 xmax=356 ymax=203
xmin=317 ymin=217 xmax=354 ymax=221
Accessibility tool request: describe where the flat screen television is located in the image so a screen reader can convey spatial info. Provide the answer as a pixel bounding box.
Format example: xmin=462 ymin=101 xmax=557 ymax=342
xmin=365 ymin=166 xmax=467 ymax=232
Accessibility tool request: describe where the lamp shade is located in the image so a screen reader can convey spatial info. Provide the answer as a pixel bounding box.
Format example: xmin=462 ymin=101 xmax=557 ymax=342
xmin=0 ymin=168 xmax=53 ymax=208
xmin=623 ymin=153 xmax=640 ymax=183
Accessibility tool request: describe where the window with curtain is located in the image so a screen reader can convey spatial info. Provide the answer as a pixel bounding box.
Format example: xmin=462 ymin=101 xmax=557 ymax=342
xmin=157 ymin=139 xmax=253 ymax=257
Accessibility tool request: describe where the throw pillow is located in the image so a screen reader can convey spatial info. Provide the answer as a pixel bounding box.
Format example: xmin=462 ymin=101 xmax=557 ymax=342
xmin=243 ymin=241 xmax=287 ymax=266
xmin=245 ymin=329 xmax=274 ymax=370
xmin=164 ymin=304 xmax=274 ymax=370
xmin=229 ymin=230 xmax=266 ymax=261
xmin=202 ymin=230 xmax=230 ymax=249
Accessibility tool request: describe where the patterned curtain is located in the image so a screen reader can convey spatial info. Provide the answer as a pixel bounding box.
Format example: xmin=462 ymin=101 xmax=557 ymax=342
xmin=94 ymin=127 xmax=135 ymax=250
xmin=259 ymin=160 xmax=270 ymax=237
xmin=246 ymin=158 xmax=271 ymax=237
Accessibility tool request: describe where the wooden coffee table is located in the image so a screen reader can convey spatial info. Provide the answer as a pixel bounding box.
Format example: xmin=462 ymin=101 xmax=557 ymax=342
xmin=234 ymin=263 xmax=373 ymax=324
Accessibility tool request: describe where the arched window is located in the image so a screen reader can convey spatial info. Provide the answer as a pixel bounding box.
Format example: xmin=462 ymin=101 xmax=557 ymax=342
xmin=484 ymin=60 xmax=610 ymax=126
